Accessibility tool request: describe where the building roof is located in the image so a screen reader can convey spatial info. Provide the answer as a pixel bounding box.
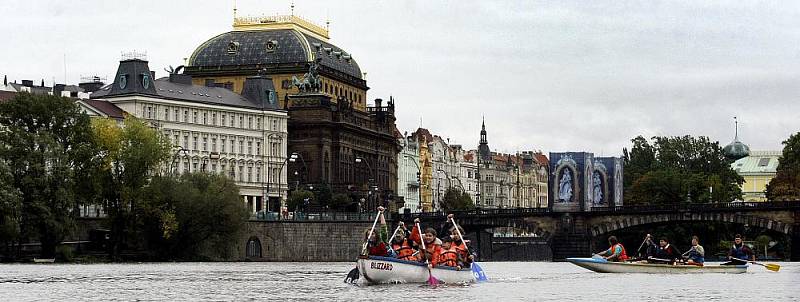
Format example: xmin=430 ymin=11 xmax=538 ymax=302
xmin=80 ymin=99 xmax=126 ymax=119
xmin=534 ymin=153 xmax=549 ymax=166
xmin=187 ymin=28 xmax=362 ymax=80
xmin=0 ymin=91 xmax=16 ymax=102
xmin=731 ymin=150 xmax=781 ymax=174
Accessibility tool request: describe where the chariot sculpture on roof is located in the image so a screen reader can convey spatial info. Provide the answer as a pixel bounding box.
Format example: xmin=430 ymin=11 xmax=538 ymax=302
xmin=292 ymin=59 xmax=322 ymax=93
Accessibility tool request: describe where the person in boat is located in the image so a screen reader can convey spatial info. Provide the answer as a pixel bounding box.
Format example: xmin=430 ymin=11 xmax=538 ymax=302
xmin=651 ymin=237 xmax=681 ymax=264
xmin=681 ymin=235 xmax=705 ymax=266
xmin=444 ymin=214 xmax=475 ymax=267
xmin=363 ymin=206 xmax=390 ymax=257
xmin=726 ymin=234 xmax=755 ymax=265
xmin=635 ymin=234 xmax=657 ymax=260
xmin=435 ymin=236 xmax=463 ymax=269
xmin=390 ymin=221 xmax=419 ymax=262
xmin=596 ymin=235 xmax=629 ymax=262
xmin=411 ymin=218 xmax=443 ymax=267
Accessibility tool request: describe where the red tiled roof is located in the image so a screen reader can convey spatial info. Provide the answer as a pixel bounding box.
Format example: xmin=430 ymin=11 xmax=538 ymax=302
xmin=83 ymin=99 xmax=126 ymax=119
xmin=0 ymin=91 xmax=16 ymax=102
xmin=534 ymin=153 xmax=549 ymax=166
xmin=412 ymin=127 xmax=433 ymax=143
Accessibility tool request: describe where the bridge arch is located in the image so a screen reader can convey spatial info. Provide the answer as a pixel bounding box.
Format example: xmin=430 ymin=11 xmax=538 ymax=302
xmin=589 ymin=212 xmax=794 ymax=237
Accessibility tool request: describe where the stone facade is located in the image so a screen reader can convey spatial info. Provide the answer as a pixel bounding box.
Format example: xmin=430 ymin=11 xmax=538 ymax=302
xmin=240 ymin=221 xmax=372 ymax=261
xmin=549 ymin=152 xmax=624 ymax=212
xmin=285 ymin=94 xmax=399 ymax=211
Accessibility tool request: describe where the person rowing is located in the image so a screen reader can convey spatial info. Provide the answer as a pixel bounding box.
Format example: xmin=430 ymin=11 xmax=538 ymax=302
xmin=725 ymin=234 xmax=755 ymax=265
xmin=363 ymin=206 xmax=390 ymax=257
xmin=683 ymin=235 xmax=705 ymax=266
xmin=650 ymin=237 xmax=681 ymax=264
xmin=595 ymin=236 xmax=629 ymax=262
xmin=390 ymin=221 xmax=419 ymax=261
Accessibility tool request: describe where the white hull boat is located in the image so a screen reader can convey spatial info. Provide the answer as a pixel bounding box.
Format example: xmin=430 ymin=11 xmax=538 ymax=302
xmin=567 ymin=257 xmax=748 ymax=274
xmin=357 ymin=256 xmax=476 ymax=284
xmin=32 ymin=258 xmax=55 ymax=263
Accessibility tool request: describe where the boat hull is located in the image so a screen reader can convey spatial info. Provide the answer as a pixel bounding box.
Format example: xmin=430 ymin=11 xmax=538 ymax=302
xmin=567 ymin=258 xmax=747 ymax=274
xmin=357 ymin=256 xmax=476 ymax=284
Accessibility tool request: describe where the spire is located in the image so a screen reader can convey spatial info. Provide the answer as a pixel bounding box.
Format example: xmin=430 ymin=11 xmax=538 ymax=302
xmin=233 ymin=0 xmax=237 ymax=20
xmin=734 ymin=116 xmax=739 ymax=141
xmin=3 ymin=75 xmax=6 ymax=86
xmin=291 ymin=2 xmax=295 ymax=16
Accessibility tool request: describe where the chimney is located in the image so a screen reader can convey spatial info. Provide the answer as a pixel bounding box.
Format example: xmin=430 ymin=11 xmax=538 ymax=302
xmin=374 ymin=98 xmax=383 ymax=108
xmin=168 ymin=73 xmax=192 ymax=85
xmin=22 ymin=80 xmax=33 ymax=87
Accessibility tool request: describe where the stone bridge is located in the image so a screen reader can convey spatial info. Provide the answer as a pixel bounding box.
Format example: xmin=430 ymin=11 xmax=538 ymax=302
xmin=409 ymin=202 xmax=800 ymax=261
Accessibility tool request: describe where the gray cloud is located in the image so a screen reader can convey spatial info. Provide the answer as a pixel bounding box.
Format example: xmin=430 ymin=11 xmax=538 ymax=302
xmin=2 ymin=0 xmax=798 ymax=155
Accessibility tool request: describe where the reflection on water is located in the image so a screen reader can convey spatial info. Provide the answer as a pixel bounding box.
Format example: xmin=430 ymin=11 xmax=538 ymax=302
xmin=0 ymin=262 xmax=798 ymax=301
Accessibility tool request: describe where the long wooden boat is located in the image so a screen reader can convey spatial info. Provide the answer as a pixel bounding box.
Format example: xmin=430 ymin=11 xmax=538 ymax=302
xmin=566 ymin=257 xmax=747 ymax=274
xmin=357 ymin=256 xmax=476 ymax=284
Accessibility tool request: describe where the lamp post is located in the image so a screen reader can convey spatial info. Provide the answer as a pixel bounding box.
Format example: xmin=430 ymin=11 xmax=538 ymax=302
xmin=171 ymin=145 xmax=189 ymax=175
xmin=435 ymin=169 xmax=453 ymax=212
xmin=264 ymin=133 xmax=282 ymax=212
xmin=404 ymin=155 xmax=422 ymax=213
xmin=271 ymin=152 xmax=300 ymax=213
xmin=355 ymin=156 xmax=377 ymax=212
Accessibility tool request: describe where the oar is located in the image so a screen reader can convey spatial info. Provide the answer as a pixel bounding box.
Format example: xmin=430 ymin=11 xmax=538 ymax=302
xmin=635 ymin=234 xmax=651 ymax=258
xmin=731 ymin=257 xmax=780 ymax=272
xmin=450 ymin=217 xmax=487 ymax=282
xmin=417 ymin=222 xmax=440 ymax=286
xmin=385 ymin=225 xmax=402 ymax=257
xmin=344 ymin=210 xmax=382 ymax=283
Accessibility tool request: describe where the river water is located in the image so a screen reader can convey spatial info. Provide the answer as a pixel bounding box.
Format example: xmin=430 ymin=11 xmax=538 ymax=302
xmin=1 ymin=261 xmax=798 ymax=301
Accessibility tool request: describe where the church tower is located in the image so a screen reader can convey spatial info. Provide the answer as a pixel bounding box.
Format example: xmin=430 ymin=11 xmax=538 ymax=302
xmin=478 ymin=118 xmax=491 ymax=162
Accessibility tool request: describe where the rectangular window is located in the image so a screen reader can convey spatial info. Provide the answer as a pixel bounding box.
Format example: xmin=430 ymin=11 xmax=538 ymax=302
xmin=164 ymin=108 xmax=169 ymax=121
xmin=248 ymin=117 xmax=253 ymax=129
xmin=272 ymin=120 xmax=277 ymax=131
xmin=221 ymin=164 xmax=226 ymax=175
xmin=211 ymin=163 xmax=217 ymax=172
xmin=212 ymin=113 xmax=216 ymax=125
xmin=239 ymin=166 xmax=244 ymax=181
xmin=183 ymin=110 xmax=188 ymax=122
xmin=247 ymin=167 xmax=252 ymax=182
xmin=758 ymin=158 xmax=770 ymax=167
xmin=203 ymin=112 xmax=208 ymax=124
xmin=247 ymin=141 xmax=252 ymax=155
xmin=212 ymin=138 xmax=217 ymax=152
xmin=221 ymin=114 xmax=226 ymax=126
xmin=183 ymin=135 xmax=189 ymax=149
xmin=146 ymin=106 xmax=152 ymax=119
xmin=221 ymin=138 xmax=226 ymax=153
xmin=256 ymin=117 xmax=261 ymax=129
xmin=256 ymin=142 xmax=261 ymax=155
xmin=193 ymin=111 xmax=198 ymax=123
xmin=202 ymin=137 xmax=208 ymax=151
xmin=174 ymin=109 xmax=179 ymax=121
xmin=239 ymin=116 xmax=244 ymax=128
xmin=230 ymin=115 xmax=234 ymax=127
xmin=192 ymin=135 xmax=198 ymax=150
xmin=174 ymin=135 xmax=179 ymax=145
xmin=239 ymin=140 xmax=244 ymax=154
xmin=256 ymin=167 xmax=261 ymax=182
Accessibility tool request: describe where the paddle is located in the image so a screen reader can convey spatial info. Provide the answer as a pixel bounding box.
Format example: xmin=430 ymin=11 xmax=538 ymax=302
xmin=731 ymin=257 xmax=781 ymax=272
xmin=386 ymin=225 xmax=402 ymax=257
xmin=417 ymin=222 xmax=440 ymax=286
xmin=635 ymin=234 xmax=652 ymax=259
xmin=344 ymin=210 xmax=382 ymax=283
xmin=450 ymin=217 xmax=488 ymax=282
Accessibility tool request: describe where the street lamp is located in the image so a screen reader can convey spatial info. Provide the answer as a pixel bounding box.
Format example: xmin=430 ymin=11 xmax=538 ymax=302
xmin=269 ymin=152 xmax=301 ymax=213
xmin=404 ymin=155 xmax=422 ymax=213
xmin=355 ymin=156 xmax=377 ymax=212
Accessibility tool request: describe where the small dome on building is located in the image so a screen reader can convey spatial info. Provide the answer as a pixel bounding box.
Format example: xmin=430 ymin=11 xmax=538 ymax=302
xmin=723 ymin=117 xmax=750 ymax=160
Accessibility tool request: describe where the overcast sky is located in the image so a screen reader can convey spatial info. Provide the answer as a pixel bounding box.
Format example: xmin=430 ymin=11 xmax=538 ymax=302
xmin=2 ymin=1 xmax=799 ymax=156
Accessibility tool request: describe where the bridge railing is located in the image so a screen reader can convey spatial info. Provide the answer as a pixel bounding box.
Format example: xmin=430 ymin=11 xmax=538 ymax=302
xmin=406 ymin=207 xmax=551 ymax=220
xmin=591 ymin=201 xmax=800 ymax=213
xmin=251 ymin=211 xmax=393 ymax=222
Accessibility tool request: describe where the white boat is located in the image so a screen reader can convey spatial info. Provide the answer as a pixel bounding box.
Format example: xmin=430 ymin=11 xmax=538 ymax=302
xmin=357 ymin=256 xmax=476 ymax=284
xmin=567 ymin=257 xmax=748 ymax=274
xmin=32 ymin=258 xmax=55 ymax=263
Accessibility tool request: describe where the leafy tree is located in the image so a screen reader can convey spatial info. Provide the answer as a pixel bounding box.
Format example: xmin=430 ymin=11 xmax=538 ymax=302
xmin=0 ymin=93 xmax=98 ymax=258
xmin=287 ymin=189 xmax=314 ymax=212
xmin=90 ymin=117 xmax=172 ymax=258
xmin=623 ymin=135 xmax=743 ymax=204
xmin=766 ymin=132 xmax=800 ymax=201
xmin=140 ymin=173 xmax=248 ymax=260
xmin=329 ymin=193 xmax=351 ymax=211
xmin=441 ymin=187 xmax=475 ymax=211
xmin=0 ymin=160 xmax=22 ymax=256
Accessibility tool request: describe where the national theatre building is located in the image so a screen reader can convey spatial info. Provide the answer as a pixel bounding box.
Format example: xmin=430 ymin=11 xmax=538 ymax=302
xmin=184 ymin=14 xmax=400 ymax=211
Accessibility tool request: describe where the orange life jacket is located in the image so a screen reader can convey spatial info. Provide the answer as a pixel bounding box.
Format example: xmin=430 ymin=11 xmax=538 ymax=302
xmin=392 ymin=239 xmax=418 ymax=261
xmin=454 ymin=240 xmax=469 ymax=260
xmin=611 ymin=243 xmax=629 ymax=261
xmin=435 ymin=246 xmax=459 ymax=267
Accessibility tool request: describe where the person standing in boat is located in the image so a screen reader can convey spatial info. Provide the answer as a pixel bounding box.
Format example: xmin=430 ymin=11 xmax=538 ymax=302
xmin=411 ymin=218 xmax=443 ymax=267
xmin=683 ymin=235 xmax=705 ymax=266
xmin=364 ymin=206 xmax=390 ymax=257
xmin=596 ymin=236 xmax=629 ymax=262
xmin=726 ymin=234 xmax=755 ymax=265
xmin=390 ymin=221 xmax=419 ymax=261
xmin=651 ymin=237 xmax=681 ymax=264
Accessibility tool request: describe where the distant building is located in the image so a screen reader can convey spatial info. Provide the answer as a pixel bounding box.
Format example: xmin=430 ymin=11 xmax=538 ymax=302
xmin=397 ymin=131 xmax=421 ymax=213
xmin=731 ymin=151 xmax=781 ymax=202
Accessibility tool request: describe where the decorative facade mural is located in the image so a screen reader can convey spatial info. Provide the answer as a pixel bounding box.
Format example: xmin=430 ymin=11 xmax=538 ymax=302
xmin=550 ymin=152 xmax=623 ymax=212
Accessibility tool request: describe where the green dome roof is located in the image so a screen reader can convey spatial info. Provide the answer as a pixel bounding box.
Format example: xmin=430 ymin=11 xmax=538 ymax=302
xmin=723 ymin=140 xmax=750 ymax=160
